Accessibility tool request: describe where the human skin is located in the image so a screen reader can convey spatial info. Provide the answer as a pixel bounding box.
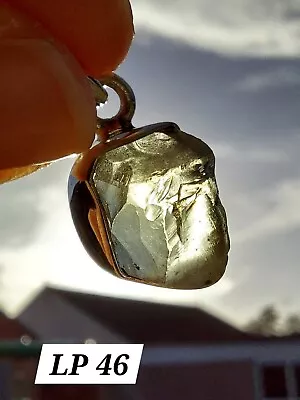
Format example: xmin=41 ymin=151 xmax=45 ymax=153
xmin=0 ymin=0 xmax=134 ymax=182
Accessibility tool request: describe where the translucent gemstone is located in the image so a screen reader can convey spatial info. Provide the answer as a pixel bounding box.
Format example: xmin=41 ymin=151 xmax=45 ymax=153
xmin=88 ymin=128 xmax=230 ymax=289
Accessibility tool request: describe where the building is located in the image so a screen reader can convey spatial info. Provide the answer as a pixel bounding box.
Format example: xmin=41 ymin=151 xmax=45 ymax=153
xmin=14 ymin=286 xmax=300 ymax=399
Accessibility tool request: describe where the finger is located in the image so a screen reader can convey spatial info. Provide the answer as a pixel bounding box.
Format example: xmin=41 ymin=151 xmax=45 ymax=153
xmin=7 ymin=0 xmax=134 ymax=77
xmin=0 ymin=3 xmax=96 ymax=171
xmin=0 ymin=164 xmax=49 ymax=184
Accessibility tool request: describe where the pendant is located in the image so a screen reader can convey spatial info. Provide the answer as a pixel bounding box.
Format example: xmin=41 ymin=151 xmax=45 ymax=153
xmin=68 ymin=74 xmax=230 ymax=290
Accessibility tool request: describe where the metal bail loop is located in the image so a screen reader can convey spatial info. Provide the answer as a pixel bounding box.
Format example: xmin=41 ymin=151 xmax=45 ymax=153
xmin=88 ymin=76 xmax=108 ymax=105
xmin=89 ymin=73 xmax=136 ymax=140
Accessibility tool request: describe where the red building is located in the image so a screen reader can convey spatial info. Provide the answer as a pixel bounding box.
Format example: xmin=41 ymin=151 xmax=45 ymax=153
xmin=2 ymin=286 xmax=300 ymax=399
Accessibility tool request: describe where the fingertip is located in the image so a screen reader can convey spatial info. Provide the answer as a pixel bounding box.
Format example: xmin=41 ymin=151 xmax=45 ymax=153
xmin=8 ymin=0 xmax=135 ymax=77
xmin=0 ymin=38 xmax=96 ymax=169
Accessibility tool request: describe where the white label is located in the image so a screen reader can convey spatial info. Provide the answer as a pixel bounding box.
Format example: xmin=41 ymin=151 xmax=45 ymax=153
xmin=35 ymin=344 xmax=144 ymax=384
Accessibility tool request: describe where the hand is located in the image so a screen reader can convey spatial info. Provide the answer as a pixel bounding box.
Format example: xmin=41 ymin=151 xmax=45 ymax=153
xmin=0 ymin=0 xmax=134 ymax=182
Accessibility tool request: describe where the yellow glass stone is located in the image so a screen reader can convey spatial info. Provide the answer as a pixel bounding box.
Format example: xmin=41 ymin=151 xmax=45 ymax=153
xmin=69 ymin=122 xmax=230 ymax=289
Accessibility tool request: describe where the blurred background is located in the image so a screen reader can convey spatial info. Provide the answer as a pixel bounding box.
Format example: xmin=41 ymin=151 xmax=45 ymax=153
xmin=1 ymin=0 xmax=300 ymax=333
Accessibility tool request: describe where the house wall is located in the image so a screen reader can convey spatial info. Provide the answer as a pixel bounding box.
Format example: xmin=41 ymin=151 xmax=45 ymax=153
xmin=0 ymin=314 xmax=31 ymax=340
xmin=0 ymin=314 xmax=36 ymax=399
xmin=139 ymin=342 xmax=300 ymax=400
xmin=12 ymin=357 xmax=37 ymax=398
xmin=136 ymin=360 xmax=256 ymax=400
xmin=32 ymin=384 xmax=102 ymax=400
xmin=0 ymin=357 xmax=38 ymax=399
xmin=0 ymin=358 xmax=257 ymax=400
xmin=32 ymin=385 xmax=143 ymax=400
xmin=141 ymin=342 xmax=300 ymax=365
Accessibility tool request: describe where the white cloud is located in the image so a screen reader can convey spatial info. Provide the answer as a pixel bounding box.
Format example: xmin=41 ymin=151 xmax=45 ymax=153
xmin=233 ymin=67 xmax=300 ymax=92
xmin=213 ymin=140 xmax=291 ymax=163
xmin=234 ymin=179 xmax=300 ymax=244
xmin=131 ymin=0 xmax=300 ymax=58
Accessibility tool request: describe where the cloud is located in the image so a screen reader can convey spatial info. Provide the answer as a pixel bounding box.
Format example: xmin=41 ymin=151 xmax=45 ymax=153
xmin=213 ymin=140 xmax=291 ymax=163
xmin=234 ymin=179 xmax=300 ymax=244
xmin=0 ymin=158 xmax=72 ymax=250
xmin=215 ymin=131 xmax=300 ymax=244
xmin=233 ymin=67 xmax=300 ymax=92
xmin=131 ymin=0 xmax=300 ymax=58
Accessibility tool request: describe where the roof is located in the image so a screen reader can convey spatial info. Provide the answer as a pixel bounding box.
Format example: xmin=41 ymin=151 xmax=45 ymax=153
xmin=249 ymin=332 xmax=300 ymax=343
xmin=39 ymin=287 xmax=252 ymax=345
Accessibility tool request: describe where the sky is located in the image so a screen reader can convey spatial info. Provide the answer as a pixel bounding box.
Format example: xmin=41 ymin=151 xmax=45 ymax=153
xmin=1 ymin=0 xmax=300 ymax=328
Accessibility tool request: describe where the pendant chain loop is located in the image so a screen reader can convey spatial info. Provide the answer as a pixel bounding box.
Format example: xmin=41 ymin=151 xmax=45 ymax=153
xmin=89 ymin=74 xmax=136 ymax=141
